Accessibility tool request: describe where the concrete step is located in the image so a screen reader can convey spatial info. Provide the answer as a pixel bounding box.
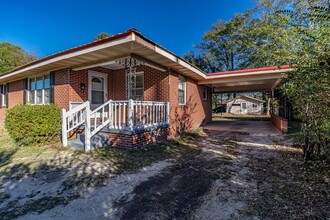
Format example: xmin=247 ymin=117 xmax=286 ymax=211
xmin=67 ymin=139 xmax=85 ymax=151
xmin=68 ymin=133 xmax=111 ymax=151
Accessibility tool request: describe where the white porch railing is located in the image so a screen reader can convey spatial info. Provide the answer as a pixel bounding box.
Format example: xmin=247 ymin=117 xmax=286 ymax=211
xmin=109 ymin=100 xmax=170 ymax=131
xmin=61 ymin=101 xmax=90 ymax=149
xmin=61 ymin=99 xmax=170 ymax=151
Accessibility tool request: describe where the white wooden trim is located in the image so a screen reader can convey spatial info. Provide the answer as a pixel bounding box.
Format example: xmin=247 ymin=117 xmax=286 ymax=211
xmin=61 ymin=109 xmax=68 ymax=147
xmin=28 ymin=74 xmax=50 ymax=105
xmin=0 ymin=84 xmax=7 ymax=107
xmin=0 ymin=36 xmax=133 ymax=81
xmin=178 ymin=75 xmax=186 ymax=105
xmin=88 ymin=70 xmax=108 ymax=108
xmin=154 ymin=45 xmax=206 ymax=78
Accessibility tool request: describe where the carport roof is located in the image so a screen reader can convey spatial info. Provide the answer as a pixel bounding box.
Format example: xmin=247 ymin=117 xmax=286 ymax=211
xmin=200 ymin=65 xmax=292 ymax=93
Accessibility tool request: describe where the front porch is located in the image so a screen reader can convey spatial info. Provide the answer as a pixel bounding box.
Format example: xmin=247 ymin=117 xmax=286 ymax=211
xmin=58 ymin=57 xmax=172 ymax=151
xmin=62 ymin=99 xmax=170 ymax=151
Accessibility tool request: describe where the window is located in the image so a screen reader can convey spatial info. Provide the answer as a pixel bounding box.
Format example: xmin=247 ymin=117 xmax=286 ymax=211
xmin=0 ymin=84 xmax=8 ymax=107
xmin=127 ymin=72 xmax=144 ymax=100
xmin=202 ymin=85 xmax=208 ymax=101
xmin=91 ymin=77 xmax=104 ymax=104
xmin=252 ymin=103 xmax=259 ymax=108
xmin=178 ymin=75 xmax=186 ymax=105
xmin=29 ymin=75 xmax=50 ymax=105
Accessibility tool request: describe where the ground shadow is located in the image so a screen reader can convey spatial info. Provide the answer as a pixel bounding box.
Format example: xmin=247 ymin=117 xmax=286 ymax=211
xmin=0 ymin=129 xmax=329 ymax=219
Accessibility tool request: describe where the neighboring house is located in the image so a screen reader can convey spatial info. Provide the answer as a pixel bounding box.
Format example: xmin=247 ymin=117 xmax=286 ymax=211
xmin=224 ymin=96 xmax=264 ymax=115
xmin=0 ymin=29 xmax=212 ymax=150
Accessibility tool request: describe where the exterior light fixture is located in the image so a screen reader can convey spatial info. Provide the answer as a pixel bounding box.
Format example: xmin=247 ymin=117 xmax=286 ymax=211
xmin=80 ymin=83 xmax=85 ymax=91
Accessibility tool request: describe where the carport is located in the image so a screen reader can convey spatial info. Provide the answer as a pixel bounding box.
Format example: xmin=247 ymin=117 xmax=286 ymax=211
xmin=199 ymin=65 xmax=292 ymax=134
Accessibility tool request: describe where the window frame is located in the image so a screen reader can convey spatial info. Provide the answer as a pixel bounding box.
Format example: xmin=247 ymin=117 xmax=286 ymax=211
xmin=178 ymin=75 xmax=186 ymax=105
xmin=202 ymin=85 xmax=208 ymax=101
xmin=0 ymin=84 xmax=8 ymax=108
xmin=28 ymin=74 xmax=51 ymax=105
xmin=127 ymin=71 xmax=144 ymax=100
xmin=91 ymin=76 xmax=105 ymax=105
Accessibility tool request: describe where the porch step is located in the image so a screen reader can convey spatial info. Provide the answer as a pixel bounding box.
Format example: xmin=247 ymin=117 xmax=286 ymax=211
xmin=67 ymin=139 xmax=85 ymax=151
xmin=67 ymin=133 xmax=111 ymax=151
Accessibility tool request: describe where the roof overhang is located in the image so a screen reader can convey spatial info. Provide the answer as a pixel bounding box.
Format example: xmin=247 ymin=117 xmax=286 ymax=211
xmin=199 ymin=66 xmax=291 ymax=93
xmin=0 ymin=29 xmax=206 ymax=83
xmin=0 ymin=28 xmax=293 ymax=92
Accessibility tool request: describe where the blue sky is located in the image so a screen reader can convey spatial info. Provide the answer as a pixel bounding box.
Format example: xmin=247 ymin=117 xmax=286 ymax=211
xmin=0 ymin=0 xmax=253 ymax=58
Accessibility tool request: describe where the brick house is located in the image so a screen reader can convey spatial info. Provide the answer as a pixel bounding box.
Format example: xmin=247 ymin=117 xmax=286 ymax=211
xmin=0 ymin=29 xmax=212 ymax=150
xmin=0 ymin=28 xmax=291 ymax=150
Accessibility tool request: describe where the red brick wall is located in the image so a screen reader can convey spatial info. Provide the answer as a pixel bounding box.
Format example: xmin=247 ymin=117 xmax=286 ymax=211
xmin=110 ymin=65 xmax=169 ymax=101
xmin=108 ymin=128 xmax=169 ymax=149
xmin=141 ymin=66 xmax=169 ymax=101
xmin=54 ymin=69 xmax=71 ymax=110
xmin=54 ymin=67 xmax=114 ymax=110
xmin=0 ymin=64 xmax=213 ymax=142
xmin=270 ymin=113 xmax=288 ymax=134
xmin=0 ymin=79 xmax=25 ymax=123
xmin=8 ymin=79 xmax=24 ymax=108
xmin=110 ymin=68 xmax=126 ymax=100
xmin=168 ymin=70 xmax=212 ymax=135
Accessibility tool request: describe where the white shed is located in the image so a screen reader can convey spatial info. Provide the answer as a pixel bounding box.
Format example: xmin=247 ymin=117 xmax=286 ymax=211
xmin=225 ymin=96 xmax=263 ymax=115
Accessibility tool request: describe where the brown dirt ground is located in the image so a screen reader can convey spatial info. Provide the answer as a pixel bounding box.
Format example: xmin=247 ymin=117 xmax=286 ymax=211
xmin=1 ymin=129 xmax=329 ymax=219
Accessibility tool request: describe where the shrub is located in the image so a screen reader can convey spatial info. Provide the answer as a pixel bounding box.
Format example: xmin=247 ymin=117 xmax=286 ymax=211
xmin=5 ymin=104 xmax=61 ymax=146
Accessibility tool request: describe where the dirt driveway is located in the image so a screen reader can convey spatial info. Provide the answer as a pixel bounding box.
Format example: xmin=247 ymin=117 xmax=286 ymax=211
xmin=204 ymin=119 xmax=280 ymax=135
xmin=1 ymin=129 xmax=329 ymax=219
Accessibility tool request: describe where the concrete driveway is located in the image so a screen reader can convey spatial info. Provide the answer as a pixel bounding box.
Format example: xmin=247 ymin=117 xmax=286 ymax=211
xmin=204 ymin=119 xmax=281 ymax=135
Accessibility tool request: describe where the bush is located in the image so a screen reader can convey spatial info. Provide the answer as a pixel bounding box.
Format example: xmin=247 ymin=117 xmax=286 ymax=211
xmin=5 ymin=104 xmax=61 ymax=146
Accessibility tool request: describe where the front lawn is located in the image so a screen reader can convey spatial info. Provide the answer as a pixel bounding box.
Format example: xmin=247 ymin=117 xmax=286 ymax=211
xmin=0 ymin=125 xmax=70 ymax=177
xmin=0 ymin=125 xmax=204 ymax=178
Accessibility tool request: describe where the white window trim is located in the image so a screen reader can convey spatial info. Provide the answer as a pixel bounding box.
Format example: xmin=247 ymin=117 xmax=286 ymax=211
xmin=202 ymin=85 xmax=208 ymax=101
xmin=126 ymin=71 xmax=144 ymax=100
xmin=69 ymin=101 xmax=84 ymax=110
xmin=178 ymin=75 xmax=186 ymax=105
xmin=28 ymin=74 xmax=51 ymax=105
xmin=1 ymin=85 xmax=7 ymax=107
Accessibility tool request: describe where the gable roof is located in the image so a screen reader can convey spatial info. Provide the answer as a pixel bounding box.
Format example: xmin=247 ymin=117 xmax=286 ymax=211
xmin=219 ymin=95 xmax=264 ymax=104
xmin=0 ymin=28 xmax=206 ymax=83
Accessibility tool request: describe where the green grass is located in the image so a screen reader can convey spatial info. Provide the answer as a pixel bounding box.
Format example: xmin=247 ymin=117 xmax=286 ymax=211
xmin=0 ymin=125 xmax=73 ymax=176
xmin=0 ymin=125 xmax=206 ymax=177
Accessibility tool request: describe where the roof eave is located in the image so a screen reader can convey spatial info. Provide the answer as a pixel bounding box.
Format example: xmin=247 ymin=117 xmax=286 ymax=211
xmin=0 ymin=29 xmax=208 ymax=83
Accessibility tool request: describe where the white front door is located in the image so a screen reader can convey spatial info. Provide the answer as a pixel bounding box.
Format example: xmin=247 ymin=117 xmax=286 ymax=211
xmin=88 ymin=71 xmax=108 ymax=110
